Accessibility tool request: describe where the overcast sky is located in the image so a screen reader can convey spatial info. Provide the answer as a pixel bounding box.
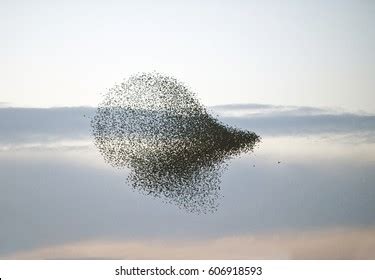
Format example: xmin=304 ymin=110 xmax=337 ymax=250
xmin=1 ymin=0 xmax=375 ymax=112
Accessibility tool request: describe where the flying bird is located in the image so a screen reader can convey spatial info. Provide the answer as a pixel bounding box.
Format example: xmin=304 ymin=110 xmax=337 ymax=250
xmin=91 ymin=72 xmax=261 ymax=213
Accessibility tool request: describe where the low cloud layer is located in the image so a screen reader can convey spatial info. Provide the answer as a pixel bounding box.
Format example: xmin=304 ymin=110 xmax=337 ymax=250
xmin=5 ymin=227 xmax=375 ymax=260
xmin=1 ymin=103 xmax=374 ymax=259
xmin=1 ymin=150 xmax=374 ymax=257
xmin=212 ymin=104 xmax=375 ymax=136
xmin=1 ymin=104 xmax=375 ymax=146
xmin=0 ymin=107 xmax=95 ymax=144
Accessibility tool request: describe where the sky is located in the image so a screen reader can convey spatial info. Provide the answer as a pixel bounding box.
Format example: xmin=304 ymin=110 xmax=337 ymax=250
xmin=0 ymin=105 xmax=375 ymax=259
xmin=1 ymin=0 xmax=375 ymax=112
xmin=1 ymin=0 xmax=375 ymax=259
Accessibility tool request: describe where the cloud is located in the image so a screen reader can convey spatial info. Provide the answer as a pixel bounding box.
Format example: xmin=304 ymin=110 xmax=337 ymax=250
xmin=4 ymin=227 xmax=375 ymax=259
xmin=0 ymin=107 xmax=95 ymax=144
xmin=1 ymin=148 xmax=374 ymax=256
xmin=1 ymin=105 xmax=374 ymax=148
xmin=1 ymin=105 xmax=375 ymax=259
xmin=211 ymin=103 xmax=330 ymax=116
xmin=211 ymin=104 xmax=375 ymax=136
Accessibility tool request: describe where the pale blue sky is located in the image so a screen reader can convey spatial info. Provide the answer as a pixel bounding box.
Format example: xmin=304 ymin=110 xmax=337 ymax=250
xmin=1 ymin=0 xmax=375 ymax=111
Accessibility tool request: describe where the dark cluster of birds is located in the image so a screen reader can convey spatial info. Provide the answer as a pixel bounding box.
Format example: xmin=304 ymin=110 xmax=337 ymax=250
xmin=91 ymin=72 xmax=260 ymax=213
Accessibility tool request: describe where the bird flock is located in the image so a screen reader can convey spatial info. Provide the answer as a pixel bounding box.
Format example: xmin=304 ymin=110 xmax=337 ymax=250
xmin=91 ymin=72 xmax=260 ymax=213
